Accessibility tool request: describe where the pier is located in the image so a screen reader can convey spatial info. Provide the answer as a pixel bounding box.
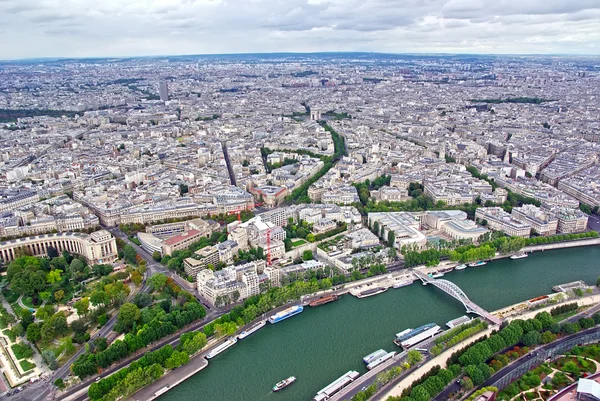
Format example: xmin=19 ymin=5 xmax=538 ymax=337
xmin=414 ymin=270 xmax=502 ymax=325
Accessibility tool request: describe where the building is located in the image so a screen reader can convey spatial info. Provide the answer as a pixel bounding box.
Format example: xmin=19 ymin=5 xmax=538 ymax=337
xmin=321 ymin=186 xmax=360 ymax=205
xmin=367 ymin=212 xmax=427 ymax=249
xmin=344 ymin=228 xmax=380 ymax=249
xmin=137 ymin=231 xmax=164 ymax=255
xmin=0 ymin=190 xmax=40 ymax=212
xmin=159 ymin=80 xmax=169 ymax=101
xmin=196 ymin=261 xmax=261 ymax=306
xmin=184 ymin=246 xmax=219 ymax=278
xmin=162 ymin=229 xmax=206 ymax=255
xmin=312 ymin=218 xmax=337 ymax=234
xmin=472 ymin=390 xmax=496 ymax=401
xmin=249 ymin=185 xmax=288 ymax=207
xmin=475 ymin=207 xmax=531 ymax=237
xmin=442 ymin=219 xmax=489 ymax=242
xmin=0 ymin=230 xmax=118 ymax=264
xmin=549 ymin=207 xmax=589 ymax=233
xmin=511 ymin=205 xmax=558 ymax=236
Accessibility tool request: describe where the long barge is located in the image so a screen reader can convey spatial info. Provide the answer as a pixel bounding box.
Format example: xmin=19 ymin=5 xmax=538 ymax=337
xmin=312 ymin=370 xmax=360 ymax=401
xmin=268 ymin=305 xmax=304 ymax=324
xmin=206 ymin=338 xmax=237 ymax=359
xmin=237 ymin=320 xmax=266 ymax=340
xmin=309 ymin=294 xmax=339 ymax=307
xmin=366 ymin=351 xmax=396 ymax=370
xmin=394 ymin=323 xmax=440 ymax=348
xmin=355 ymin=287 xmax=387 ymax=299
xmin=362 ymin=349 xmax=387 ymax=364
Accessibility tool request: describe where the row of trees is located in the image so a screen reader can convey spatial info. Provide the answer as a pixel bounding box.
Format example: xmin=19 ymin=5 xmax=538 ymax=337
xmin=88 ymin=328 xmax=206 ymax=401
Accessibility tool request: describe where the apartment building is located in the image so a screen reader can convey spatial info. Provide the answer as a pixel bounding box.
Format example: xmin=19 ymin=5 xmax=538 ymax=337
xmin=475 ymin=207 xmax=531 ymax=237
xmin=511 ymin=205 xmax=558 ymax=236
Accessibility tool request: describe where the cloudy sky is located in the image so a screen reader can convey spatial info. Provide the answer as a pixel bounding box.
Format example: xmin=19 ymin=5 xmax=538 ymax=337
xmin=1 ymin=0 xmax=599 ymax=60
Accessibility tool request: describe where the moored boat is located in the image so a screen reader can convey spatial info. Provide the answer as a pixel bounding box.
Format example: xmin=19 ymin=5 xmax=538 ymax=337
xmin=237 ymin=320 xmax=266 ymax=340
xmin=510 ymin=252 xmax=528 ymax=260
xmin=309 ymin=294 xmax=339 ymax=307
xmin=206 ymin=338 xmax=237 ymax=359
xmin=268 ymin=305 xmax=304 ymax=324
xmin=355 ymin=287 xmax=387 ymax=299
xmin=455 ymin=264 xmax=467 ymax=270
xmin=468 ymin=261 xmax=487 ymax=267
xmin=393 ymin=279 xmax=413 ymax=289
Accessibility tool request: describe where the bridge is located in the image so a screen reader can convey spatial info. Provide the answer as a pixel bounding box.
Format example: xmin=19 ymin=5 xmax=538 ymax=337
xmin=414 ymin=270 xmax=503 ymax=326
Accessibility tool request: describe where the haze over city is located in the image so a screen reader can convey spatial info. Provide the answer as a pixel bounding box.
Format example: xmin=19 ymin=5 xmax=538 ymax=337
xmin=1 ymin=0 xmax=600 ymax=59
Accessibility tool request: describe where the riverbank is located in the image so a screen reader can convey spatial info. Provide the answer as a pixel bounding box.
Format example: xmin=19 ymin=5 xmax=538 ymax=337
xmin=381 ymin=291 xmax=600 ymax=400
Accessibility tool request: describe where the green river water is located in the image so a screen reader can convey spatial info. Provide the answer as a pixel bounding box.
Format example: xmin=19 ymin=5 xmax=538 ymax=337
xmin=158 ymin=246 xmax=600 ymax=401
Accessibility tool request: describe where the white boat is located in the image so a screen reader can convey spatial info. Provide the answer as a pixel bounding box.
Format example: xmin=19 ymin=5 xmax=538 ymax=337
xmin=237 ymin=320 xmax=266 ymax=340
xmin=393 ymin=280 xmax=413 ymax=289
xmin=362 ymin=349 xmax=387 ymax=364
xmin=468 ymin=261 xmax=487 ymax=267
xmin=366 ymin=351 xmax=396 ymax=370
xmin=455 ymin=264 xmax=467 ymax=270
xmin=510 ymin=252 xmax=528 ymax=260
xmin=206 ymin=338 xmax=237 ymax=359
xmin=428 ymin=272 xmax=444 ymax=279
xmin=273 ymin=376 xmax=296 ymax=392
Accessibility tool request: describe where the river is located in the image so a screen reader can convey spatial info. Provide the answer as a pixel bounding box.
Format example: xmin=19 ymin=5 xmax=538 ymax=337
xmin=158 ymin=246 xmax=600 ymax=401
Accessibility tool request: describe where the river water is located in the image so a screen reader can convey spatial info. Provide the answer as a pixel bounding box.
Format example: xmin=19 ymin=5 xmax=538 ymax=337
xmin=158 ymin=246 xmax=600 ymax=401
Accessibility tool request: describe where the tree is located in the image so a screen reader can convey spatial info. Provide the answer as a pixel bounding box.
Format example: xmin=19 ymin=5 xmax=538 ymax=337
xmin=130 ymin=270 xmax=142 ymax=286
xmin=596 ymin=275 xmax=600 ymax=288
xmin=73 ymin=297 xmax=90 ymax=317
xmin=117 ymin=303 xmax=141 ymax=332
xmin=26 ymin=323 xmax=41 ymax=342
xmin=387 ymin=230 xmax=396 ymax=247
xmin=46 ymin=269 xmax=63 ymax=284
xmin=407 ymin=349 xmax=423 ymax=366
xmin=54 ymin=289 xmax=65 ymax=304
xmin=182 ymin=332 xmax=207 ymax=355
xmin=302 ymin=250 xmax=314 ymax=261
xmin=123 ymin=245 xmax=137 ymax=265
xmin=149 ymin=273 xmax=168 ymax=291
xmin=42 ymin=350 xmax=58 ymax=370
xmin=152 ymin=251 xmax=162 ymax=262
xmin=90 ymin=290 xmax=109 ymax=307
xmin=132 ymin=292 xmax=153 ymax=308
xmin=306 ymin=233 xmax=315 ymax=243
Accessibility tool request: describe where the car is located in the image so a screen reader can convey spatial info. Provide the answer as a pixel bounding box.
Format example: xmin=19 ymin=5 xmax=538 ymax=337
xmin=361 ymin=386 xmax=367 ymax=391
xmin=95 ymin=377 xmax=102 ymax=382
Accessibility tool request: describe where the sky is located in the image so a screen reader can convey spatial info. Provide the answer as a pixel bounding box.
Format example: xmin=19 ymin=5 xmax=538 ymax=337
xmin=1 ymin=0 xmax=600 ymax=60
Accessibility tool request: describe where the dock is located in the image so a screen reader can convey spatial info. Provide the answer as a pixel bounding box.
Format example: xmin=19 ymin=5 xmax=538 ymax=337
xmin=132 ymin=357 xmax=209 ymax=401
xmin=552 ymin=281 xmax=587 ymax=293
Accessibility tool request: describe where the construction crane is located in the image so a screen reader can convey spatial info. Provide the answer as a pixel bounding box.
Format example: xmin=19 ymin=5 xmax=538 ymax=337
xmin=266 ymin=228 xmax=272 ymax=267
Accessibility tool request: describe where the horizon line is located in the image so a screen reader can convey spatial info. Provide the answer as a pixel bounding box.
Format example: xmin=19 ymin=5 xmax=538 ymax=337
xmin=2 ymin=50 xmax=600 ymax=63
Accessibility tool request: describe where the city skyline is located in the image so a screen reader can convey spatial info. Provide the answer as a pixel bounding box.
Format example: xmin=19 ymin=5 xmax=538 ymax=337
xmin=0 ymin=0 xmax=599 ymax=60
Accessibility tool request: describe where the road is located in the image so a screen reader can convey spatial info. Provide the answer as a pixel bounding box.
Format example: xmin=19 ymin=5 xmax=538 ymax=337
xmin=587 ymin=215 xmax=600 ymax=233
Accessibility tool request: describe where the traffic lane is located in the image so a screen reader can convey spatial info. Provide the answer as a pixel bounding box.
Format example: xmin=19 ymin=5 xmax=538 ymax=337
xmin=588 ymin=215 xmax=600 ymax=232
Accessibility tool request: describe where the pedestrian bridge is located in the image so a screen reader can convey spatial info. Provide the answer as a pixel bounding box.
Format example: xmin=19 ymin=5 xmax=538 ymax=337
xmin=414 ymin=270 xmax=503 ymax=326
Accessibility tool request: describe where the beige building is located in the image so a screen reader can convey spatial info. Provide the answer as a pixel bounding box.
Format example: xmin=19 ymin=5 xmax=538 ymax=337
xmin=0 ymin=230 xmax=118 ymax=264
xmin=511 ymin=205 xmax=558 ymax=236
xmin=475 ymin=207 xmax=531 ymax=237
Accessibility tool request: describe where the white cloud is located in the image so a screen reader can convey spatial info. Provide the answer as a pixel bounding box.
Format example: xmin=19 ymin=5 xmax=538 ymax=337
xmin=0 ymin=0 xmax=598 ymax=59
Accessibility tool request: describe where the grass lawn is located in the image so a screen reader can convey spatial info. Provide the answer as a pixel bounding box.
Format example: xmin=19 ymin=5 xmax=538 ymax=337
xmin=19 ymin=360 xmax=35 ymax=372
xmin=21 ymin=297 xmax=37 ymax=310
xmin=292 ymin=239 xmax=307 ymax=247
xmin=11 ymin=343 xmax=33 ymax=360
xmin=9 ymin=302 xmax=27 ymax=317
xmin=552 ymin=310 xmax=580 ymax=323
xmin=2 ymin=329 xmax=16 ymax=342
xmin=1 ymin=289 xmax=19 ymax=304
